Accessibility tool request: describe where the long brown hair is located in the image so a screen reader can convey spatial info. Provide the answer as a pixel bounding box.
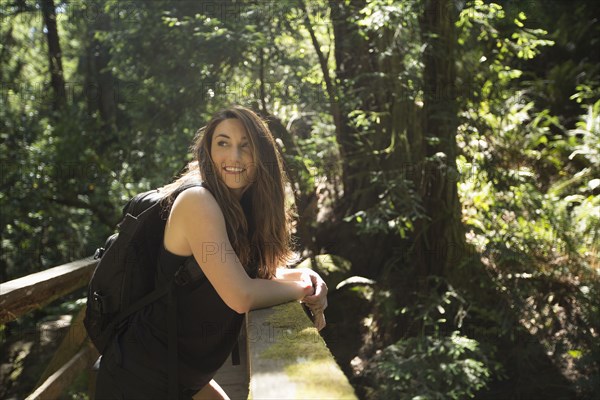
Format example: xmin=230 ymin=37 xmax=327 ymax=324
xmin=159 ymin=106 xmax=295 ymax=278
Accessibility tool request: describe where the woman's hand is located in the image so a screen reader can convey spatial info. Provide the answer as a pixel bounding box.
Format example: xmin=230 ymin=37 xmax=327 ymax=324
xmin=300 ymin=270 xmax=328 ymax=331
xmin=274 ymin=267 xmax=329 ymax=330
xmin=297 ymin=271 xmax=316 ymax=298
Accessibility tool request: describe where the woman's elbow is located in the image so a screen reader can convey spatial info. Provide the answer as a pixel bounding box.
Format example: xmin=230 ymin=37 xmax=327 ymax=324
xmin=227 ymin=288 xmax=252 ymax=314
xmin=230 ymin=300 xmax=250 ymax=314
xmin=232 ymin=303 xmax=250 ymax=314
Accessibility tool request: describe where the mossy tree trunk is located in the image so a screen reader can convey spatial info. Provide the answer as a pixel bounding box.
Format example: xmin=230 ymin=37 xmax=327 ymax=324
xmin=328 ymin=0 xmax=381 ymax=216
xmin=312 ymin=0 xmax=467 ymax=346
xmin=412 ymin=0 xmax=466 ymax=279
xmin=318 ymin=0 xmax=465 ymax=276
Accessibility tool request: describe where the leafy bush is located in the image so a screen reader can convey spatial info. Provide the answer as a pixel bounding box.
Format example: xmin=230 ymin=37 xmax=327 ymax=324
xmin=361 ymin=332 xmax=493 ymax=400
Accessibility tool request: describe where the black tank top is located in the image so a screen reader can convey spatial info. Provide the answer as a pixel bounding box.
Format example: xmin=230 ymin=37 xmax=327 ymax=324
xmin=115 ymin=243 xmax=256 ymax=391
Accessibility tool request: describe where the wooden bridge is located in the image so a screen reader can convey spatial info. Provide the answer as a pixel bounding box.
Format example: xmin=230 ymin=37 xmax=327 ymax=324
xmin=0 ymin=257 xmax=357 ymax=399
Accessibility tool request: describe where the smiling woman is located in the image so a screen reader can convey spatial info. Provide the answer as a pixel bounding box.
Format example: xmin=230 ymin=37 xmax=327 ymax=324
xmin=93 ymin=105 xmax=328 ymax=400
xmin=184 ymin=106 xmax=293 ymax=276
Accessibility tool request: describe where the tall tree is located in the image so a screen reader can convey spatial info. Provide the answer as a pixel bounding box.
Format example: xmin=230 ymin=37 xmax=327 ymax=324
xmin=41 ymin=0 xmax=66 ymax=111
xmin=315 ymin=0 xmax=464 ymax=281
xmin=327 ymin=0 xmax=378 ymax=215
xmin=87 ymin=10 xmax=117 ymax=133
xmin=412 ymin=0 xmax=465 ymax=278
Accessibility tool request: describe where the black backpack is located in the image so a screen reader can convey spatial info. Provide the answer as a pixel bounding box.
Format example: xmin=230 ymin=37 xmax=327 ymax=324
xmin=84 ymin=182 xmax=207 ymax=398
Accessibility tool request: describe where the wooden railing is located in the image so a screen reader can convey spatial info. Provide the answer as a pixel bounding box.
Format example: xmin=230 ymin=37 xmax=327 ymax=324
xmin=0 ymin=258 xmax=357 ymax=399
xmin=0 ymin=257 xmax=97 ymax=324
xmin=0 ymin=257 xmax=99 ymax=400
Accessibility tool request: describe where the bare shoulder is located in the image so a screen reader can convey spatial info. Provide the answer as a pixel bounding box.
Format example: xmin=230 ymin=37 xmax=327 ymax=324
xmin=164 ymin=186 xmax=225 ymax=256
xmin=171 ymin=186 xmax=224 ymax=223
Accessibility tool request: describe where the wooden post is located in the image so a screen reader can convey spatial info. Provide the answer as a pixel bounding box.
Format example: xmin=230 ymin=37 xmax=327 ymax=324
xmin=35 ymin=306 xmax=97 ymax=387
xmin=26 ymin=345 xmax=96 ymax=400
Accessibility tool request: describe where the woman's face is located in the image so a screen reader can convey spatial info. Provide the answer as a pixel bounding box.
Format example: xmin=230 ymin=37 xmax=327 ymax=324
xmin=210 ymin=118 xmax=257 ymax=198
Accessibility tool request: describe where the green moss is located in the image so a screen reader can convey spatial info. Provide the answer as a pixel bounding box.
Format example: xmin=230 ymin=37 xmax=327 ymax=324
xmin=261 ymin=326 xmax=326 ymax=361
xmin=261 ymin=302 xmax=327 ymax=361
xmin=284 ymin=360 xmax=357 ymax=399
xmin=264 ymin=302 xmax=309 ymax=333
xmin=257 ymin=302 xmax=357 ymax=399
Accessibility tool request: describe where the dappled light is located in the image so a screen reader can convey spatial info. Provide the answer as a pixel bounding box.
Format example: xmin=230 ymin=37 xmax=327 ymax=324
xmin=1 ymin=0 xmax=599 ymax=399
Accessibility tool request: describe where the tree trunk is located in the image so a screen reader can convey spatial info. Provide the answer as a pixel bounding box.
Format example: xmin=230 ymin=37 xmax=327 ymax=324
xmin=93 ymin=39 xmax=117 ymax=130
xmin=412 ymin=0 xmax=465 ymax=278
xmin=316 ymin=0 xmax=422 ymax=278
xmin=86 ymin=7 xmax=117 ymax=132
xmin=258 ymin=47 xmax=268 ymax=114
xmin=301 ymin=0 xmax=345 ymax=176
xmin=328 ymin=0 xmax=379 ymax=215
xmin=317 ymin=0 xmax=465 ymax=279
xmin=41 ymin=0 xmax=66 ymax=111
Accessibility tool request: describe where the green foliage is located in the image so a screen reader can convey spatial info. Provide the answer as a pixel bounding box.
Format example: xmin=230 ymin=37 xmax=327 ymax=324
xmin=568 ymin=99 xmax=600 ymax=168
xmin=339 ymin=0 xmax=426 ymax=237
xmin=0 ymin=0 xmax=335 ymax=281
xmin=2 ymin=0 xmax=600 ymax=398
xmin=456 ymin=8 xmax=600 ymax=392
xmin=362 ymin=331 xmax=494 ymax=400
xmin=344 ymin=175 xmax=424 ymax=238
xmin=575 ymin=280 xmax=600 ymax=396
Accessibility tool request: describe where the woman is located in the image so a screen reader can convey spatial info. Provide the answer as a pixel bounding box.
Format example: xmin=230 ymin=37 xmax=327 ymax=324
xmin=95 ymin=106 xmax=328 ymax=399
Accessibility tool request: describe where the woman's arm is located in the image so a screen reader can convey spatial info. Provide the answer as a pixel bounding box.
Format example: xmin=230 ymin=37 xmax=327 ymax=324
xmin=275 ymin=267 xmax=328 ymax=305
xmin=169 ymin=187 xmax=313 ymax=314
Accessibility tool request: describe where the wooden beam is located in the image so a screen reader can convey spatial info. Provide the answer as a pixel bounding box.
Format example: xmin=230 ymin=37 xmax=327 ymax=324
xmin=26 ymin=344 xmax=96 ymax=400
xmin=35 ymin=306 xmax=98 ymax=388
xmin=0 ymin=257 xmax=97 ymax=324
xmin=246 ymin=302 xmax=357 ymax=399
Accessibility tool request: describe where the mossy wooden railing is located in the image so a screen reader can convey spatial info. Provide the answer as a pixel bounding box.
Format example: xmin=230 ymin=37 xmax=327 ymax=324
xmin=0 ymin=257 xmax=357 ymax=399
xmin=246 ymin=302 xmax=357 ymax=399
